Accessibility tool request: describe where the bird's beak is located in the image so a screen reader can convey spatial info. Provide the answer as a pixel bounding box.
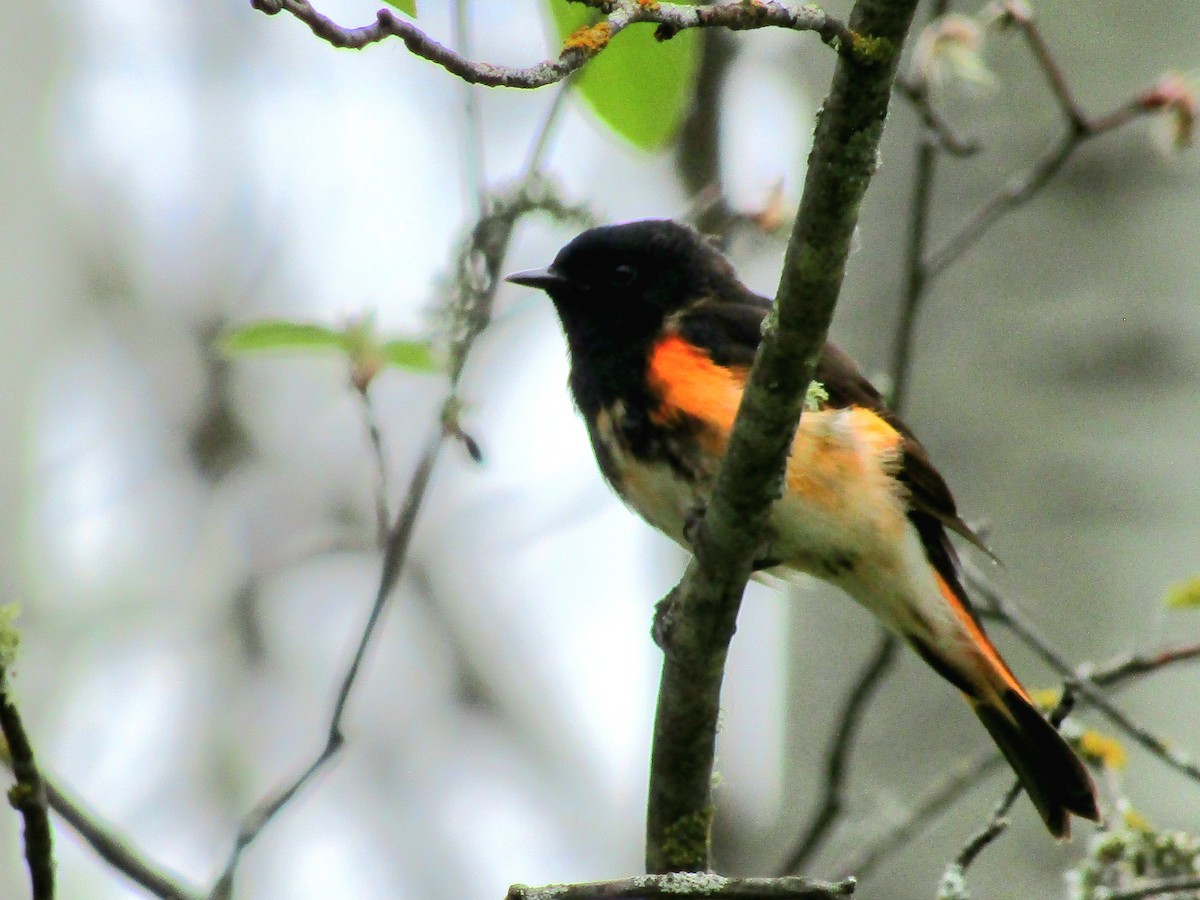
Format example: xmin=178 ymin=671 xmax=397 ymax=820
xmin=504 ymin=267 xmax=572 ymax=291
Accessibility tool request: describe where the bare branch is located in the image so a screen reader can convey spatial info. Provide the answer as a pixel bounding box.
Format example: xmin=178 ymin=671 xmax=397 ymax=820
xmin=676 ymin=29 xmax=738 ymax=238
xmin=251 ymin=0 xmax=851 ymax=86
xmin=506 ymin=873 xmax=856 ymax=900
xmin=941 ymin=693 xmax=1077 ymax=890
xmin=925 ymin=3 xmax=1161 ymax=280
xmin=211 ymin=429 xmax=442 ymax=898
xmin=963 ymin=559 xmax=1200 ymax=784
xmin=1 ymin=664 xmax=55 ymax=900
xmin=210 ymin=97 xmax=587 ymax=894
xmin=777 ymin=631 xmax=898 ymax=875
xmin=1105 ymin=875 xmax=1200 ymax=900
xmin=835 ymin=749 xmax=1005 ymax=880
xmin=1088 ymin=643 xmax=1200 ymax=688
xmin=356 ymin=387 xmax=392 ymax=547
xmin=42 ymin=775 xmax=202 ymax=900
xmin=829 ymin=640 xmax=1200 ymax=880
xmin=894 ymin=78 xmax=980 ymax=158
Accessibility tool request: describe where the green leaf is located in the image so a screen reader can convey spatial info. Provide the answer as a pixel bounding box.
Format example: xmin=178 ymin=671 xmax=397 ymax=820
xmin=1166 ymin=575 xmax=1200 ymax=609
xmin=221 ymin=321 xmax=346 ymax=355
xmin=380 ymin=338 xmax=438 ymax=372
xmin=382 ymin=0 xmax=417 ymax=16
xmin=547 ymin=1 xmax=700 ymax=150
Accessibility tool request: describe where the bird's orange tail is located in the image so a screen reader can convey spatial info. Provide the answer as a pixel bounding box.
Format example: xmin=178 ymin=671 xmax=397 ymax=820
xmin=970 ymin=689 xmax=1100 ymax=837
xmin=920 ymin=571 xmax=1100 ymax=837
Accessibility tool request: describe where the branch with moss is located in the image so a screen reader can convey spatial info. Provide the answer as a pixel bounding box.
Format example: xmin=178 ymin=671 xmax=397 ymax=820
xmin=643 ymin=0 xmax=921 ymax=875
xmin=251 ymin=0 xmax=851 ymax=83
xmin=506 ymin=873 xmax=856 ymax=900
xmin=0 ymin=608 xmax=55 ymax=900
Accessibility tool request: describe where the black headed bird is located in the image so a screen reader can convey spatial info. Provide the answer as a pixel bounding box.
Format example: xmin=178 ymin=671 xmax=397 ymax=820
xmin=506 ymin=219 xmax=1099 ymax=837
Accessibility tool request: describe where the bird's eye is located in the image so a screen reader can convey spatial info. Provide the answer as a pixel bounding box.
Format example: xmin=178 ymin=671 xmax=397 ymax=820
xmin=612 ymin=264 xmax=637 ymax=287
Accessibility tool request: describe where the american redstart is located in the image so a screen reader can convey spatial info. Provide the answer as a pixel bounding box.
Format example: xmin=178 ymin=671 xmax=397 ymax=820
xmin=506 ymin=219 xmax=1099 ymax=837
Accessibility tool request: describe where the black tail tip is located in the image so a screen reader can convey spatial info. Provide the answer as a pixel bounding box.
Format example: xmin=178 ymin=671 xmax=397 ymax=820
xmin=975 ymin=691 xmax=1100 ymax=838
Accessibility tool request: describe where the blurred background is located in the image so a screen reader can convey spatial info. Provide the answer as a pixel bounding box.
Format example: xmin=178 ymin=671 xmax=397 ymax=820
xmin=2 ymin=1 xmax=1199 ymax=897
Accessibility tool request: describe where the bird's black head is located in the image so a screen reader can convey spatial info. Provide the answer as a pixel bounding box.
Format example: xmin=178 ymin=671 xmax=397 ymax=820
xmin=506 ymin=219 xmax=737 ymax=351
xmin=506 ymin=219 xmax=741 ymax=414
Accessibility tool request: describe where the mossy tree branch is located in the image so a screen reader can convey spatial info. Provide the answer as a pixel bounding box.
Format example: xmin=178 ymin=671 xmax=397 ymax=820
xmin=1 ymin=658 xmax=55 ymax=899
xmin=645 ymin=0 xmax=921 ymax=875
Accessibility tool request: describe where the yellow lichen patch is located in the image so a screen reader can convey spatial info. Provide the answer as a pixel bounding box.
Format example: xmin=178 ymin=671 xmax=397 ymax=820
xmin=1122 ymin=807 xmax=1153 ymax=833
xmin=636 ymin=0 xmax=659 ymax=8
xmin=563 ymin=21 xmax=612 ymax=53
xmin=849 ymin=32 xmax=894 ymax=64
xmin=1078 ymin=729 xmax=1127 ymax=770
xmin=1029 ymin=687 xmax=1063 ymax=713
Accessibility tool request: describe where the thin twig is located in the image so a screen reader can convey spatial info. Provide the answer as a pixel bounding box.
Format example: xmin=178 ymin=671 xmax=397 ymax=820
xmin=834 ymin=749 xmax=1005 ymax=880
xmin=1088 ymin=643 xmax=1200 ymax=688
xmin=1 ymin=666 xmax=55 ymax=900
xmin=894 ymin=78 xmax=979 ymax=158
xmin=251 ymin=0 xmax=851 ymax=85
xmin=924 ymin=3 xmax=1157 ymax=280
xmin=1105 ymin=875 xmax=1200 ymax=900
xmin=41 ymin=776 xmax=202 ymax=900
xmin=523 ymin=80 xmax=574 ymax=178
xmin=451 ymin=0 xmax=487 ymax=216
xmin=963 ymin=559 xmax=1200 ymax=785
xmin=356 ymin=387 xmax=391 ymax=547
xmin=944 ymin=693 xmax=1076 ymax=886
xmin=953 ymin=778 xmax=1021 ymax=873
xmin=675 ymin=29 xmax=737 ymax=238
xmin=776 ymin=631 xmax=898 ymax=875
xmin=211 ymin=430 xmax=442 ymax=897
xmin=831 ymin=640 xmax=1200 ymax=880
xmin=507 ymin=874 xmax=857 ymax=900
xmin=208 ymin=85 xmax=584 ymax=897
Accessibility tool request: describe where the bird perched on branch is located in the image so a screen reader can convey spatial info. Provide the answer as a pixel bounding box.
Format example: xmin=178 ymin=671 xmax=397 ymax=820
xmin=506 ymin=218 xmax=1099 ymax=837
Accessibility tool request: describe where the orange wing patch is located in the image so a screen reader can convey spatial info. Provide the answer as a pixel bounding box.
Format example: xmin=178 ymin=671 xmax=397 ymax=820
xmin=647 ymin=335 xmax=746 ymax=445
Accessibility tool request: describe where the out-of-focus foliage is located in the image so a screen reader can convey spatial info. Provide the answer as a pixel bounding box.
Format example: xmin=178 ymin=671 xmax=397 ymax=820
xmin=222 ymin=317 xmax=438 ymax=390
xmin=1068 ymin=814 xmax=1200 ymax=900
xmin=546 ymin=0 xmax=699 ymax=150
xmin=383 ymin=0 xmax=417 ymax=17
xmin=1166 ymin=575 xmax=1200 ymax=610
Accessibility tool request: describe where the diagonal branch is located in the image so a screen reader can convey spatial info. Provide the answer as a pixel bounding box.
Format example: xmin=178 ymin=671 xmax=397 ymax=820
xmin=210 ymin=96 xmax=587 ymax=896
xmin=835 ymin=637 xmax=1200 ymax=881
xmin=963 ymin=559 xmax=1200 ymax=785
xmin=251 ymin=0 xmax=851 ymax=85
xmin=42 ymin=775 xmax=203 ymax=900
xmin=645 ymin=0 xmax=922 ymax=875
xmin=834 ymin=749 xmax=1005 ymax=880
xmin=776 ymin=632 xmax=898 ymax=875
xmin=924 ymin=3 xmax=1164 ymax=281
